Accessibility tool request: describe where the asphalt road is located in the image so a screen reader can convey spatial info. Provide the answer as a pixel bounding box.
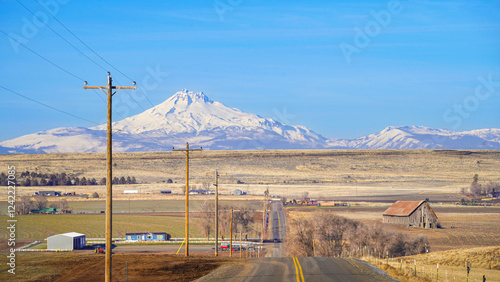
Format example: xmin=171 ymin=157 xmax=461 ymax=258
xmin=196 ymin=257 xmax=395 ymax=282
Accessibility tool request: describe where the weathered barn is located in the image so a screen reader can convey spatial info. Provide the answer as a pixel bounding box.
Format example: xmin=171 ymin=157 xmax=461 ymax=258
xmin=47 ymin=232 xmax=86 ymax=250
xmin=383 ymin=201 xmax=439 ymax=228
xmin=126 ymin=232 xmax=171 ymax=241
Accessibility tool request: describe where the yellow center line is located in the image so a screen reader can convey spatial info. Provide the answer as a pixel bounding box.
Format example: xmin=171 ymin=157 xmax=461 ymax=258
xmin=296 ymin=257 xmax=305 ymax=282
xmin=292 ymin=257 xmax=305 ymax=282
xmin=277 ymin=212 xmax=281 ymax=237
xmin=292 ymin=257 xmax=300 ymax=282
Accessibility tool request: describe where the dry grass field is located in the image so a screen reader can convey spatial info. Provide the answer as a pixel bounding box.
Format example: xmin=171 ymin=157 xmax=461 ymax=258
xmin=1 ymin=150 xmax=499 ymax=281
xmin=1 ymin=150 xmax=499 ymax=200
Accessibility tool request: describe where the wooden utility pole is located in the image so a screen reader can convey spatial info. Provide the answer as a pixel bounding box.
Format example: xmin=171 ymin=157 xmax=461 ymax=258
xmin=261 ymin=188 xmax=269 ymax=248
xmin=206 ymin=170 xmax=226 ymax=257
xmin=173 ymin=142 xmax=202 ymax=257
xmin=84 ymin=72 xmax=136 ymax=282
xmin=230 ymin=207 xmax=233 ymax=258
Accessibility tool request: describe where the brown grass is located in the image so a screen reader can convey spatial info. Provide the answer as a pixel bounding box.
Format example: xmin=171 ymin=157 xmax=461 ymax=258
xmin=1 ymin=150 xmax=499 ymax=199
xmin=405 ymin=246 xmax=500 ymax=270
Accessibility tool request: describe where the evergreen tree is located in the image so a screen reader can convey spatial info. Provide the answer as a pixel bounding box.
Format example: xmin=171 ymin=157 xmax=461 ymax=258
xmin=99 ymin=178 xmax=106 ymax=185
xmin=23 ymin=178 xmax=31 ymax=186
xmin=81 ymin=177 xmax=87 ymax=185
xmin=132 ymin=177 xmax=137 ymax=184
xmin=119 ymin=176 xmax=126 ymax=184
xmin=126 ymin=176 xmax=132 ymax=184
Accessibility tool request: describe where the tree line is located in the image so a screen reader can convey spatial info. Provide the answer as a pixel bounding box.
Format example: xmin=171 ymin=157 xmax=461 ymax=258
xmin=287 ymin=210 xmax=429 ymax=258
xmin=0 ymin=171 xmax=137 ymax=186
xmin=16 ymin=196 xmax=70 ymax=215
xmin=462 ymin=174 xmax=499 ymax=197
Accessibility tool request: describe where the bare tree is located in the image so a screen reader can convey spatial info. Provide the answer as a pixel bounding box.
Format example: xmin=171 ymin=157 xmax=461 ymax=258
xmin=287 ymin=211 xmax=429 ymax=258
xmin=218 ymin=205 xmax=232 ymax=240
xmin=313 ymin=212 xmax=359 ymax=257
xmin=301 ymin=191 xmax=309 ymax=202
xmin=286 ymin=214 xmax=315 ymax=257
xmin=484 ymin=182 xmax=500 ymax=196
xmin=16 ymin=196 xmax=33 ymax=215
xmin=233 ymin=205 xmax=255 ymax=234
xmin=197 ymin=202 xmax=214 ymax=240
xmin=34 ymin=195 xmax=48 ymax=210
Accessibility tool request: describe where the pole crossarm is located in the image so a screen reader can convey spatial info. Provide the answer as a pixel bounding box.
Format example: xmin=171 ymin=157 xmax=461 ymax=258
xmin=172 ymin=142 xmax=202 ymax=257
xmin=206 ymin=170 xmax=227 ymax=257
xmin=83 ymin=72 xmax=136 ymax=282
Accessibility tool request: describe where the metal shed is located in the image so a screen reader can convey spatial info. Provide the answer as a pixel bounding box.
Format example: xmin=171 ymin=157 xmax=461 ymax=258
xmin=383 ymin=200 xmax=439 ymax=228
xmin=47 ymin=232 xmax=86 ymax=250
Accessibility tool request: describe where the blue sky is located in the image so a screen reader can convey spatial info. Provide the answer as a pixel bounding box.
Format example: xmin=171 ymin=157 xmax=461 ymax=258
xmin=1 ymin=0 xmax=499 ymax=141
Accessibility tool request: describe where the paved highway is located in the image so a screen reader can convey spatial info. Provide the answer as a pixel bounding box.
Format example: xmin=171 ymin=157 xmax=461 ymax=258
xmin=196 ymin=257 xmax=395 ymax=281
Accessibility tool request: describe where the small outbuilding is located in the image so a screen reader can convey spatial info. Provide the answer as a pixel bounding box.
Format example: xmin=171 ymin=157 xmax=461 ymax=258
xmin=383 ymin=200 xmax=439 ymax=228
xmin=126 ymin=232 xmax=171 ymax=241
xmin=233 ymin=189 xmax=243 ymax=196
xmin=47 ymin=232 xmax=86 ymax=250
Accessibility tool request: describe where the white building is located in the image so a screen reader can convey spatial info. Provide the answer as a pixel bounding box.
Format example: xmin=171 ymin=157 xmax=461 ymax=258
xmin=47 ymin=232 xmax=86 ymax=250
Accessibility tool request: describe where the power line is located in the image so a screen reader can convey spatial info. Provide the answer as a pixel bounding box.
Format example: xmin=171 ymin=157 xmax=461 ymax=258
xmin=15 ymin=0 xmax=108 ymax=72
xmin=33 ymin=0 xmax=134 ymax=80
xmin=0 ymin=29 xmax=85 ymax=82
xmin=7 ymin=3 xmax=172 ymax=148
xmin=0 ymin=84 xmax=99 ymax=125
xmin=33 ymin=0 xmax=158 ymax=108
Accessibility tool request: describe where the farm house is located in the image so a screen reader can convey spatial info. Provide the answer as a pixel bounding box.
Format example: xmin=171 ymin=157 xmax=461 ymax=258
xmin=47 ymin=232 xmax=86 ymax=250
xmin=383 ymin=200 xmax=439 ymax=228
xmin=126 ymin=232 xmax=171 ymax=241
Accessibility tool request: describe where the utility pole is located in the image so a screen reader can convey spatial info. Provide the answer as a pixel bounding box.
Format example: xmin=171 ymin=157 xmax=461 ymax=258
xmin=261 ymin=188 xmax=269 ymax=249
xmin=84 ymin=72 xmax=136 ymax=282
xmin=206 ymin=170 xmax=226 ymax=257
xmin=173 ymin=142 xmax=202 ymax=257
xmin=230 ymin=207 xmax=233 ymax=258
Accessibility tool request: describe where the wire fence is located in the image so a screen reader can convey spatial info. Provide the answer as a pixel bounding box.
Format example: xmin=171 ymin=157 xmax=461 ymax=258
xmin=358 ymin=255 xmax=496 ymax=282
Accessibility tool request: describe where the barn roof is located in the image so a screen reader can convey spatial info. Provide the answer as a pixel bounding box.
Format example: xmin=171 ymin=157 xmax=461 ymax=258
xmin=383 ymin=201 xmax=426 ymax=217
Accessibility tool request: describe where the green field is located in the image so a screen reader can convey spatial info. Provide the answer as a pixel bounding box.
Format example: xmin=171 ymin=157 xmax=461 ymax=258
xmin=0 ymin=199 xmax=262 ymax=214
xmin=0 ymin=214 xmax=199 ymax=241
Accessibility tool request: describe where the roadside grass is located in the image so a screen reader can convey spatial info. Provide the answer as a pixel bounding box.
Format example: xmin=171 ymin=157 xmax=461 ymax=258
xmin=365 ymin=247 xmax=500 ymax=281
xmin=405 ymin=246 xmax=500 ymax=270
xmin=373 ymin=259 xmax=500 ymax=282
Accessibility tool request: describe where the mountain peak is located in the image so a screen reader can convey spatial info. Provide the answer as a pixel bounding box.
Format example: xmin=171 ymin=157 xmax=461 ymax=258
xmin=168 ymin=89 xmax=212 ymax=104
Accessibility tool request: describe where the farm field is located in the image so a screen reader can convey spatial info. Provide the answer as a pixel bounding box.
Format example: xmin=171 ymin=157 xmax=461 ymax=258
xmin=288 ymin=205 xmax=500 ymax=252
xmin=1 ymin=150 xmax=499 ymax=200
xmin=0 ymin=214 xmax=195 ymax=241
xmin=0 ymin=199 xmax=263 ymax=214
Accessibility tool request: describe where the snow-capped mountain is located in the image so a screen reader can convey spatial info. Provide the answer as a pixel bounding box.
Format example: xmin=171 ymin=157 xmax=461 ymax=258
xmin=1 ymin=90 xmax=499 ymax=154
xmin=0 ymin=90 xmax=327 ymax=153
xmin=326 ymin=126 xmax=500 ymax=149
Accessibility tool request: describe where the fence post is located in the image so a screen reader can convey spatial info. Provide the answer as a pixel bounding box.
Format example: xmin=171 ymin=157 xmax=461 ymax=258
xmin=414 ymin=260 xmax=417 ymax=277
xmin=436 ymin=263 xmax=439 ymax=281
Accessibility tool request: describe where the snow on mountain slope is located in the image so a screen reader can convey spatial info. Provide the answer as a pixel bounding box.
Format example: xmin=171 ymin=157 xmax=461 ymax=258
xmin=1 ymin=90 xmax=499 ymax=154
xmin=0 ymin=90 xmax=327 ymax=153
xmin=326 ymin=126 xmax=500 ymax=149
